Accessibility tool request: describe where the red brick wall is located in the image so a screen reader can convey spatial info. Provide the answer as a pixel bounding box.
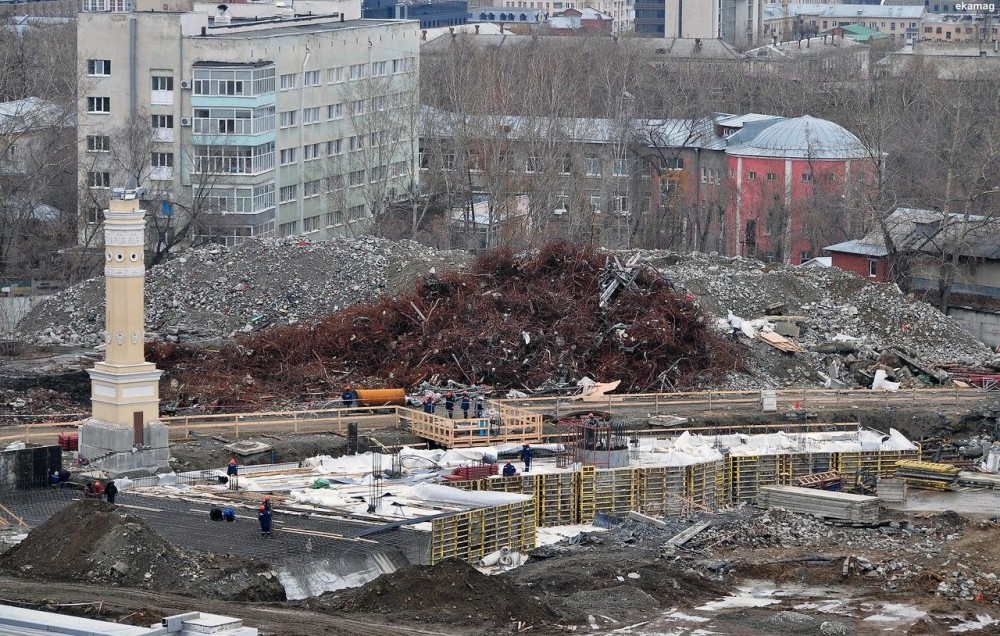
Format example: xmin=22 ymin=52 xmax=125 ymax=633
xmin=830 ymin=252 xmax=888 ymax=282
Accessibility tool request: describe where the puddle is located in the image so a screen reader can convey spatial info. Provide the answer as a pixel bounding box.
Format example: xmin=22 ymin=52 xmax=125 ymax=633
xmin=949 ymin=614 xmax=1000 ymax=633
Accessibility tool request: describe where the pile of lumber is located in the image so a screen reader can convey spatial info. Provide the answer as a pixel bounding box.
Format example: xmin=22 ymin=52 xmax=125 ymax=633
xmin=793 ymin=471 xmax=843 ymax=491
xmin=757 ymin=485 xmax=879 ymax=523
xmin=894 ymin=460 xmax=960 ymax=491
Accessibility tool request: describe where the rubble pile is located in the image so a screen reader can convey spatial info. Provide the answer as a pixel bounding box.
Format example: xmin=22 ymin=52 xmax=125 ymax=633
xmin=24 ymin=237 xmax=471 ymax=347
xmin=324 ymin=558 xmax=563 ymax=627
xmin=689 ymin=507 xmax=1000 ymax=603
xmin=0 ymin=499 xmax=284 ymax=601
xmin=153 ymin=242 xmax=743 ymax=406
xmin=639 ymin=251 xmax=998 ymax=387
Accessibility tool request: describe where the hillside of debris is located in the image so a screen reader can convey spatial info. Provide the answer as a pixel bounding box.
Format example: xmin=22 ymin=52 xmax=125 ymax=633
xmin=150 ymin=242 xmax=743 ymax=406
xmin=18 ymin=237 xmax=999 ymax=399
xmin=0 ymin=499 xmax=284 ymax=602
xmin=24 ymin=237 xmax=472 ymax=347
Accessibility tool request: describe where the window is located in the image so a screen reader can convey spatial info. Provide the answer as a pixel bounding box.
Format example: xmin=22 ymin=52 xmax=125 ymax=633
xmin=372 ymin=95 xmax=388 ymax=111
xmin=86 ymin=206 xmax=102 ymax=224
xmin=327 ymin=139 xmax=343 ymax=155
xmin=868 ymin=260 xmax=878 ymax=277
xmin=304 ymin=143 xmax=321 ymax=160
xmin=747 ymin=171 xmax=757 ymax=180
xmin=327 ymin=67 xmax=344 ymax=83
xmin=826 ymin=173 xmax=836 ymax=182
xmin=151 ymin=114 xmax=173 ymax=129
xmin=86 ymin=135 xmax=110 ymax=152
xmin=700 ymin=167 xmax=708 ymax=184
xmin=392 ymin=57 xmax=413 ymax=73
xmin=87 ymin=97 xmax=110 ymax=113
xmin=371 ymin=61 xmax=388 ymax=77
xmin=279 ymin=185 xmax=297 ymax=203
xmin=585 ymin=156 xmax=600 ymax=176
xmin=303 ymin=215 xmax=321 ymax=231
xmin=326 ymin=210 xmax=343 ymax=226
xmin=613 ymin=157 xmax=628 ymax=176
xmin=279 ymin=221 xmax=297 ymax=236
xmin=279 ymin=110 xmax=297 ymax=127
xmin=802 ymin=172 xmax=814 ymax=182
xmin=304 ymin=180 xmax=321 ymax=198
xmin=151 ymin=152 xmax=173 ymax=167
xmin=349 ymin=135 xmax=364 ymax=152
xmin=303 ymin=107 xmax=321 ymax=124
xmin=304 ymin=70 xmax=321 ymax=86
xmin=348 ymin=63 xmax=366 ymax=80
xmin=151 ymin=75 xmax=173 ymax=91
xmin=526 ymin=156 xmax=538 ymax=173
xmin=279 ymin=148 xmax=297 ymax=165
xmin=328 ymin=103 xmax=344 ymax=120
xmin=327 ymin=174 xmax=344 ymax=192
xmin=88 ymin=171 xmax=110 ymax=188
xmin=348 ymin=169 xmax=365 ymax=186
xmin=615 ymin=195 xmax=628 ymax=214
xmin=348 ymin=204 xmax=365 ymax=220
xmin=662 ymin=157 xmax=683 ymax=170
xmin=87 ymin=59 xmax=111 ymax=76
xmin=370 ymin=131 xmax=382 ymax=147
xmin=349 ymin=99 xmax=366 ymax=116
xmin=590 ymin=195 xmax=601 ymax=211
xmin=279 ymin=73 xmax=297 ymax=90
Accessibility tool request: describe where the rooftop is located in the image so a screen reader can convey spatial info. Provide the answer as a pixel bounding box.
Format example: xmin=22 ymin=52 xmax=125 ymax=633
xmin=204 ymin=15 xmax=408 ymax=37
xmin=726 ymin=115 xmax=869 ymax=159
xmin=766 ymin=2 xmax=925 ymax=19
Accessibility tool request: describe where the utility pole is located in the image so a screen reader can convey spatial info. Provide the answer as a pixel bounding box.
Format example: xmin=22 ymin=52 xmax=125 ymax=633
xmin=298 ymin=46 xmax=311 ymax=235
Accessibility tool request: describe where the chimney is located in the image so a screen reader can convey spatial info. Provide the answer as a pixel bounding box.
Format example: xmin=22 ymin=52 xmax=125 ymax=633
xmin=475 ymin=24 xmax=479 ymax=34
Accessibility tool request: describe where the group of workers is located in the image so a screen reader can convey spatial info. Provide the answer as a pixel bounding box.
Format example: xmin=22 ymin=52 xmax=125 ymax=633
xmin=209 ymin=495 xmax=273 ymax=537
xmin=422 ymin=391 xmax=484 ymax=419
xmin=502 ymin=444 xmax=533 ymax=476
xmin=80 ymin=478 xmax=119 ymax=504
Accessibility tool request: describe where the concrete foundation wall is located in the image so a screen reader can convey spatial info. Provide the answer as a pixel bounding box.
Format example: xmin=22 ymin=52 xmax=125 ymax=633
xmin=948 ymin=306 xmax=1000 ymax=349
xmin=0 ymin=444 xmax=62 ymax=489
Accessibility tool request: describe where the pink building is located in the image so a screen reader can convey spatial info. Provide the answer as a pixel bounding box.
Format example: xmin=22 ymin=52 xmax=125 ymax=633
xmin=724 ymin=116 xmax=873 ymax=264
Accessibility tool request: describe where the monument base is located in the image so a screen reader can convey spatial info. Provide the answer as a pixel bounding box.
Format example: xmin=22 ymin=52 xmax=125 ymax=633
xmin=78 ymin=418 xmax=170 ymax=476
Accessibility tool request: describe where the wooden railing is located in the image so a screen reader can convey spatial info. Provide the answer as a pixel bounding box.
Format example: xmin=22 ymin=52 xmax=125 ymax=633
xmin=0 ymin=387 xmax=987 ymax=447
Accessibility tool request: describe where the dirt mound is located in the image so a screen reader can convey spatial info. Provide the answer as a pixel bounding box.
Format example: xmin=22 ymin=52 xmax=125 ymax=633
xmin=334 ymin=559 xmax=562 ymax=628
xmin=0 ymin=500 xmax=283 ymax=602
xmin=153 ymin=242 xmax=743 ymax=405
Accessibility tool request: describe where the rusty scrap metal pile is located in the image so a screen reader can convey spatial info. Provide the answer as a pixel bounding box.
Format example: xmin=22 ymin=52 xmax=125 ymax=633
xmin=152 ymin=242 xmax=744 ymax=408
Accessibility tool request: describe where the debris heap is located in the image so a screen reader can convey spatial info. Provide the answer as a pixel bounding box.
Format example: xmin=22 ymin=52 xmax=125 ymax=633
xmin=24 ymin=237 xmax=471 ymax=346
xmin=152 ymin=242 xmax=742 ymax=406
xmin=323 ymin=558 xmax=565 ymax=628
xmin=0 ymin=499 xmax=284 ymax=601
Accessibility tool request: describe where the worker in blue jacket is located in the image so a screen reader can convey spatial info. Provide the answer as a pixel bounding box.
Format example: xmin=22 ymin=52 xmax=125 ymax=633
xmin=521 ymin=444 xmax=533 ymax=472
xmin=258 ymin=504 xmax=273 ymax=537
xmin=502 ymin=460 xmax=517 ymax=477
xmin=460 ymin=392 xmax=471 ymax=418
xmin=444 ymin=392 xmax=455 ymax=418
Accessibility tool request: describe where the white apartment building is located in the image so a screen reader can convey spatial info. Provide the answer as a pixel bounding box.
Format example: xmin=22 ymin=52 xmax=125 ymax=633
xmin=77 ymin=0 xmax=420 ymax=247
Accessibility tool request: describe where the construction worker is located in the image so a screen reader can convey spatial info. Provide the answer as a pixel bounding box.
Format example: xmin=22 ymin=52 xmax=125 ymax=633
xmin=262 ymin=496 xmax=272 ymax=512
xmin=444 ymin=391 xmax=455 ymax=419
xmin=222 ymin=507 xmax=237 ymax=522
xmin=50 ymin=470 xmax=60 ymax=488
xmin=474 ymin=396 xmax=484 ymax=418
xmin=92 ymin=480 xmax=105 ymax=498
xmin=521 ymin=444 xmax=533 ymax=472
xmin=104 ymin=480 xmax=119 ymax=505
xmin=82 ymin=481 xmax=96 ymax=498
xmin=461 ymin=392 xmax=471 ymax=419
xmin=226 ymin=458 xmax=239 ymax=489
xmin=502 ymin=460 xmax=517 ymax=477
xmin=258 ymin=504 xmax=273 ymax=537
xmin=342 ymin=385 xmax=359 ymax=407
xmin=209 ymin=507 xmax=224 ymax=521
xmin=422 ymin=395 xmax=436 ymax=414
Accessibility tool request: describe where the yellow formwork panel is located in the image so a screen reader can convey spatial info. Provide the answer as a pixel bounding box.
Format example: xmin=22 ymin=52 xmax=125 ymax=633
xmin=578 ymin=465 xmax=596 ymax=524
xmin=834 ymin=452 xmax=863 ymax=481
xmin=593 ymin=467 xmax=637 ymax=516
xmin=430 ymin=500 xmax=536 ymax=565
xmin=537 ymin=473 xmax=576 ymax=527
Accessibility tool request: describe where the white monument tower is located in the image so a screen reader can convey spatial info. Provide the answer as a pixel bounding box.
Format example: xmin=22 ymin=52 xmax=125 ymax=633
xmin=78 ymin=194 xmax=169 ymax=474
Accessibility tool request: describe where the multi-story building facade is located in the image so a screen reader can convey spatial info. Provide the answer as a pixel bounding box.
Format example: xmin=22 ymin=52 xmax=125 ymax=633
xmin=635 ymin=0 xmax=764 ymax=48
xmin=768 ymin=3 xmax=925 ymax=42
xmin=77 ymin=0 xmax=420 ymax=248
xmin=921 ymin=13 xmax=999 ymax=42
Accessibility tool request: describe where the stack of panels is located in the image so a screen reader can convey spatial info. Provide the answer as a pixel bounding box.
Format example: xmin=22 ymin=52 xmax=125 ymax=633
xmin=757 ymin=485 xmax=879 ymax=523
xmin=894 ymin=460 xmax=960 ymax=491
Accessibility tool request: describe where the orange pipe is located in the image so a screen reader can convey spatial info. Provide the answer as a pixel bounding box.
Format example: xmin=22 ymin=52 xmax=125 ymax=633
xmin=356 ymin=388 xmax=406 ymax=407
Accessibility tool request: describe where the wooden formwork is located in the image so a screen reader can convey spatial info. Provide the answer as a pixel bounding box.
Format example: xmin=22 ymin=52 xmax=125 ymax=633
xmin=638 ymin=466 xmax=687 ymax=518
xmin=430 ymin=499 xmax=535 ymax=564
xmin=402 ymin=404 xmax=543 ymax=449
xmin=537 ymin=473 xmax=577 ymax=526
xmin=577 ymin=465 xmax=596 ymax=524
xmin=687 ymin=460 xmax=725 ymax=513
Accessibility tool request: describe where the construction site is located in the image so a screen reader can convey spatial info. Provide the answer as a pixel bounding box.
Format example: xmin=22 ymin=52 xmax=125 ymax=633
xmin=3 ymin=236 xmax=1000 ymax=635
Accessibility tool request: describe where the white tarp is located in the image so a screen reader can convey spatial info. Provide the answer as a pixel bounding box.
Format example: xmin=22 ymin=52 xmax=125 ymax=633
xmin=410 ymin=483 xmax=532 ymax=506
xmin=872 ymin=369 xmax=900 ymax=392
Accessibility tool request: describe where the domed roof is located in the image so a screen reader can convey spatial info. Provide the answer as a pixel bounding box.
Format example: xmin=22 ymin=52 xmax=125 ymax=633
xmin=727 ymin=115 xmax=869 ymax=159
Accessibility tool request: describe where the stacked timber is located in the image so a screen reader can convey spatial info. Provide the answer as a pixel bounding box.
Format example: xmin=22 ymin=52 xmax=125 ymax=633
xmin=876 ymin=478 xmax=907 ymax=503
xmin=757 ymin=485 xmax=879 ymax=523
xmin=894 ymin=460 xmax=960 ymax=491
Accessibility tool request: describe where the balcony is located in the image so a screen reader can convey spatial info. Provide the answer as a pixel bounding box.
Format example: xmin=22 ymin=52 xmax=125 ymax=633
xmin=151 ymin=90 xmax=174 ymax=106
xmin=150 ymin=167 xmax=173 ymax=181
xmin=153 ymin=128 xmax=174 ymax=143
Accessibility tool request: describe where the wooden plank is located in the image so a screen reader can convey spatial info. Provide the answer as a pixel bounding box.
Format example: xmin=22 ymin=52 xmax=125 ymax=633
xmin=756 ymin=331 xmax=807 ymax=353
